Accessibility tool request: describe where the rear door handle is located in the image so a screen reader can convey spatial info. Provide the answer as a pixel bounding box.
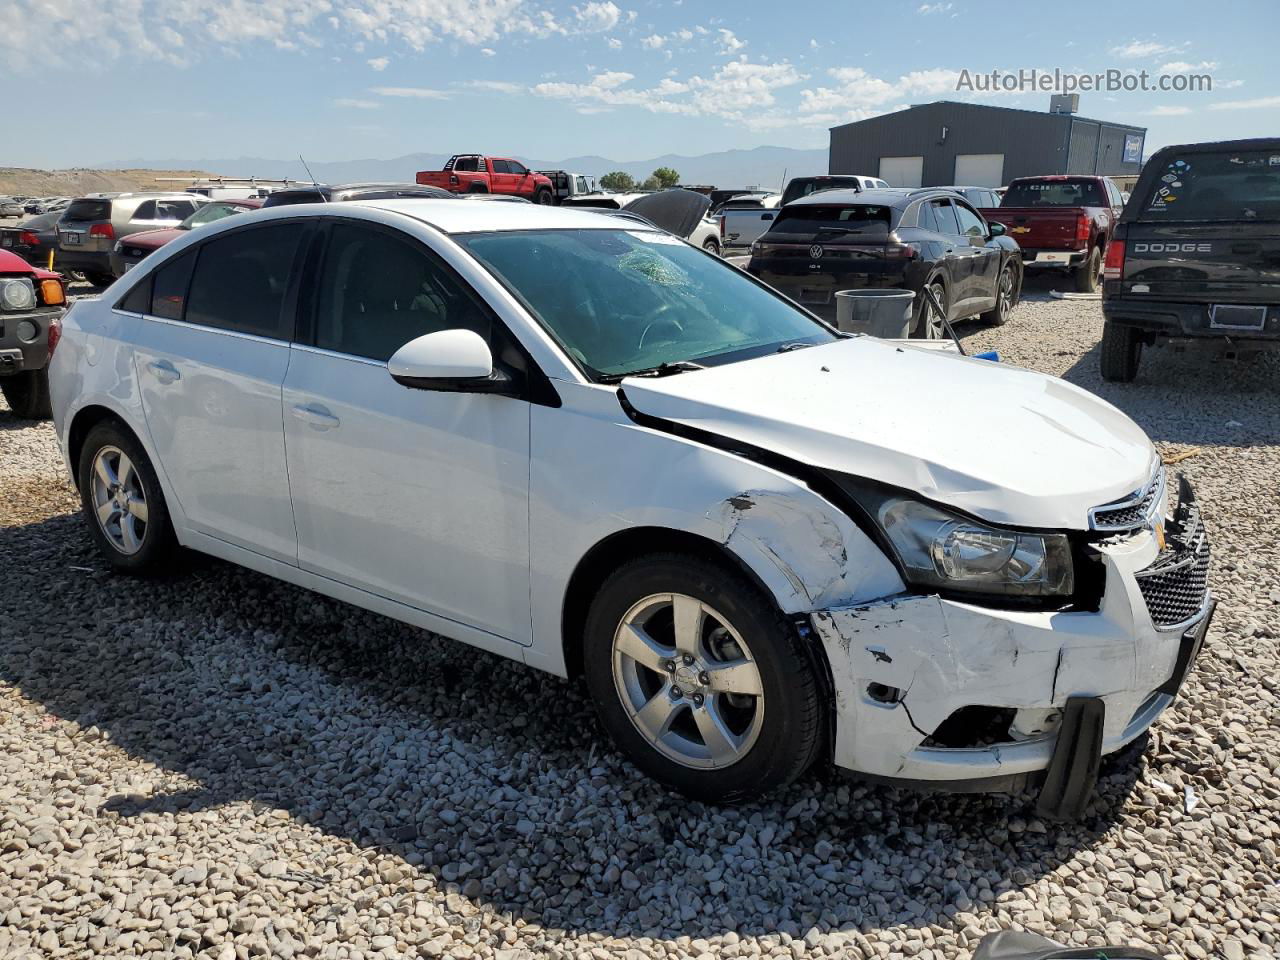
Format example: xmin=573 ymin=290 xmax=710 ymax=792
xmin=291 ymin=403 xmax=341 ymax=430
xmin=761 ymin=213 xmax=775 ymax=221
xmin=146 ymin=359 xmax=180 ymax=384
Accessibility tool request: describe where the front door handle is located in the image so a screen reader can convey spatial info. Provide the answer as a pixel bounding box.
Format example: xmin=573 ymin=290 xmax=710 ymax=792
xmin=291 ymin=403 xmax=341 ymax=430
xmin=147 ymin=359 xmax=180 ymax=384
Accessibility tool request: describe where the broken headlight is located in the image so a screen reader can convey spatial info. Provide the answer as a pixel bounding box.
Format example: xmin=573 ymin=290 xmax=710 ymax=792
xmin=839 ymin=484 xmax=1074 ymax=598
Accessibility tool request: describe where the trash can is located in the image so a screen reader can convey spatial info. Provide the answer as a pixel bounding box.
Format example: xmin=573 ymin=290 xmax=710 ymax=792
xmin=833 ymin=288 xmax=916 ymax=338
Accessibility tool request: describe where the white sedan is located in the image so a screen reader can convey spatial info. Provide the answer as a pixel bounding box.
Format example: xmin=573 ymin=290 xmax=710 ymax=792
xmin=48 ymin=199 xmax=1213 ymax=812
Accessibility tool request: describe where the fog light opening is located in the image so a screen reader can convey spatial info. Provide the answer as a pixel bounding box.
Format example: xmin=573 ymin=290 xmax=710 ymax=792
xmin=924 ymin=705 xmax=1018 ymax=748
xmin=866 ymin=682 xmax=902 ymax=704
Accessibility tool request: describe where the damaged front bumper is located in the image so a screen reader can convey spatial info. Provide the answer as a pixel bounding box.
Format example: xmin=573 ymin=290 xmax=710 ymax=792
xmin=810 ymin=483 xmax=1213 ymax=801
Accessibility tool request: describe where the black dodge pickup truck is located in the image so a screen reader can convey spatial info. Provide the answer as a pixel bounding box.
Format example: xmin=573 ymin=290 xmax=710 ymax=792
xmin=1101 ymin=138 xmax=1280 ymax=381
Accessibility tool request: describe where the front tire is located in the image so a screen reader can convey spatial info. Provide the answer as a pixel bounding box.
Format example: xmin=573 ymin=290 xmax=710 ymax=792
xmin=1074 ymin=247 xmax=1101 ymax=293
xmin=1 ymin=369 xmax=51 ymax=419
xmin=980 ymin=263 xmax=1017 ymax=326
xmin=583 ymin=553 xmax=824 ymax=802
xmin=1100 ymin=322 xmax=1142 ymax=382
xmin=534 ymin=187 xmax=553 ymax=205
xmin=702 ymin=238 xmax=721 ymax=256
xmin=77 ymin=421 xmax=178 ymax=573
xmin=86 ymin=271 xmax=114 ymax=287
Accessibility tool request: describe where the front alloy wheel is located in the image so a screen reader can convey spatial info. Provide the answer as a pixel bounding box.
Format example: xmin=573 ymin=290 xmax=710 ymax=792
xmin=613 ymin=593 xmax=765 ymax=768
xmin=584 ymin=553 xmax=825 ymax=802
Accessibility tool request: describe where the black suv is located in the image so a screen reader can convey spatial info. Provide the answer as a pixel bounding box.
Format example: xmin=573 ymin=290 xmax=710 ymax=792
xmin=1101 ymin=138 xmax=1280 ymax=381
xmin=747 ymin=188 xmax=1023 ymax=337
xmin=263 ymin=182 xmax=455 ymax=207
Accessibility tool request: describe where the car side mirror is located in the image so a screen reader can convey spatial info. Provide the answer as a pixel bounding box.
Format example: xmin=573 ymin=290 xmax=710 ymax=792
xmin=388 ymin=329 xmax=510 ymax=393
xmin=1121 ymin=192 xmax=1131 ymax=205
xmin=988 ymin=221 xmax=1006 ymax=238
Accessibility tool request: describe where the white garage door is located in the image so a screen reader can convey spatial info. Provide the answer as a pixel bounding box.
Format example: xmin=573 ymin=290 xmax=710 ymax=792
xmin=954 ymin=153 xmax=1005 ymax=187
xmin=878 ymin=156 xmax=924 ymax=188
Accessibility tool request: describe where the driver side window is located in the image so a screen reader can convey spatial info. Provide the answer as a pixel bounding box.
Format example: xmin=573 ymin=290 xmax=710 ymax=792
xmin=309 ymin=223 xmax=492 ymax=362
xmin=954 ymin=202 xmax=987 ymax=239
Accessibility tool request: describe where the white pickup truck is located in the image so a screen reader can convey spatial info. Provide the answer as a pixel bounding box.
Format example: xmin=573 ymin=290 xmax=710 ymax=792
xmin=717 ymin=174 xmax=889 ymax=252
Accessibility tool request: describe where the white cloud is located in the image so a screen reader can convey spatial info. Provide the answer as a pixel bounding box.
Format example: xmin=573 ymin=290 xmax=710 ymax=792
xmin=462 ymin=79 xmax=524 ymax=93
xmin=367 ymin=56 xmax=389 ymax=70
xmin=640 ymin=34 xmax=665 ymax=49
xmin=573 ymin=1 xmax=621 ymax=32
xmin=334 ymin=97 xmax=380 ymax=109
xmin=1159 ymin=60 xmax=1216 ymax=73
xmin=673 ymin=28 xmax=693 ymax=42
xmin=480 ymin=47 xmax=496 ymax=56
xmin=606 ymin=37 xmax=622 ymax=49
xmin=917 ymin=2 xmax=952 ymax=13
xmin=717 ymin=28 xmax=745 ymax=54
xmin=370 ymin=85 xmax=450 ymax=99
xmin=1147 ymin=105 xmax=1191 ymax=116
xmin=1209 ymin=95 xmax=1280 ymax=111
xmin=1110 ymin=39 xmax=1185 ymax=59
xmin=799 ymin=66 xmax=958 ymax=119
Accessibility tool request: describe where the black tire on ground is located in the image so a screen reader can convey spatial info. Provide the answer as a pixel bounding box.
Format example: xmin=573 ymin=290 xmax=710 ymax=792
xmin=702 ymin=238 xmax=721 ymax=256
xmin=87 ymin=272 xmax=115 ymax=287
xmin=0 ymin=369 xmax=52 ymax=419
xmin=76 ymin=420 xmax=179 ymax=574
xmin=583 ymin=553 xmax=825 ymax=803
xmin=1100 ymin=322 xmax=1142 ymax=382
xmin=913 ymin=280 xmax=947 ymax=339
xmin=1073 ymin=246 xmax=1101 ymax=293
xmin=467 ymin=182 xmax=489 ymax=194
xmin=980 ymin=263 xmax=1017 ymax=326
xmin=534 ymin=187 xmax=553 ymax=205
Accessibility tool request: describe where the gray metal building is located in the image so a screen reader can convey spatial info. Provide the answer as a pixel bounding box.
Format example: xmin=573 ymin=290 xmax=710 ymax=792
xmin=828 ymin=100 xmax=1146 ymax=188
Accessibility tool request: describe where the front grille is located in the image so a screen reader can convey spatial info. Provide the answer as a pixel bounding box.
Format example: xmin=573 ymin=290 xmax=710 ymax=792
xmin=1091 ymin=464 xmax=1164 ymax=531
xmin=1135 ymin=487 xmax=1210 ymax=628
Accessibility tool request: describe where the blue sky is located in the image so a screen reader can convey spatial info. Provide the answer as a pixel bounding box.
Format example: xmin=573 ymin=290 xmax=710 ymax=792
xmin=3 ymin=0 xmax=1277 ymax=168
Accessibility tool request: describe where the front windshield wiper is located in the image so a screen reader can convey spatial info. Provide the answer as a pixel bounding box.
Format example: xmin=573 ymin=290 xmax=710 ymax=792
xmin=776 ymin=341 xmax=816 ymax=353
xmin=598 ymin=360 xmax=705 ymax=383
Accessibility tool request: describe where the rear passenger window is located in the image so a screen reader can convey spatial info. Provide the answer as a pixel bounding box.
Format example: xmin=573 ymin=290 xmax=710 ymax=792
xmin=118 ymin=276 xmax=152 ymax=314
xmin=150 ymin=250 xmax=195 ymax=320
xmin=132 ymin=201 xmax=157 ymax=220
xmin=184 ymin=223 xmax=303 ymax=338
xmin=310 ymin=223 xmax=491 ymax=362
xmin=490 ymin=160 xmax=511 ymax=174
xmin=930 ymin=199 xmax=963 ymax=235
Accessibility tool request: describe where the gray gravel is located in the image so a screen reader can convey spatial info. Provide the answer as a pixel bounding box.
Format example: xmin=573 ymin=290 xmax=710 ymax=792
xmin=1 ymin=277 xmax=1278 ymax=960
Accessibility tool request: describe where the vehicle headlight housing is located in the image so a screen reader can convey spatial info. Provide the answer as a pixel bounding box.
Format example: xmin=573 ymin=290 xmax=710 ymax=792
xmin=837 ymin=481 xmax=1074 ymax=598
xmin=0 ymin=277 xmax=36 ymax=312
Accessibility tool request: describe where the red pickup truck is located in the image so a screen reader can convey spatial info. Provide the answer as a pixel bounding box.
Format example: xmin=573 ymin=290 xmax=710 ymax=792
xmin=976 ymin=175 xmax=1126 ymax=292
xmin=417 ymin=155 xmax=555 ymax=204
xmin=0 ymin=249 xmax=66 ymax=418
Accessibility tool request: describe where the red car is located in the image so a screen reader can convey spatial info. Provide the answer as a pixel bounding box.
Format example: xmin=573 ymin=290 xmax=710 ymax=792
xmin=417 ymin=155 xmax=555 ymax=204
xmin=974 ymin=175 xmax=1125 ymax=293
xmin=109 ymin=197 xmax=264 ymax=277
xmin=0 ymin=249 xmax=66 ymax=418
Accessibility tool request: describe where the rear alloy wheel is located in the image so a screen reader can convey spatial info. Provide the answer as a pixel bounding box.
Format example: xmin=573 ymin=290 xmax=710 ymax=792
xmin=1073 ymin=246 xmax=1102 ymax=293
xmin=1099 ymin=322 xmax=1142 ymax=382
xmin=914 ymin=280 xmax=947 ymax=339
xmin=702 ymin=238 xmax=721 ymax=256
xmin=77 ymin=421 xmax=177 ymax=573
xmin=584 ymin=554 xmax=824 ymax=802
xmin=0 ymin=369 xmax=51 ymax=419
xmin=980 ymin=264 xmax=1017 ymax=326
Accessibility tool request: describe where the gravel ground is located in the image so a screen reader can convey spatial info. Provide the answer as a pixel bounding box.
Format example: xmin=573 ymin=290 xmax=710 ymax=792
xmin=1 ymin=278 xmax=1277 ymax=960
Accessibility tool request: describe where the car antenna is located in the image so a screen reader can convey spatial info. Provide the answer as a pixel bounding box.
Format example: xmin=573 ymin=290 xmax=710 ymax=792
xmin=779 ymin=167 xmax=787 ymax=195
xmin=299 ymin=154 xmax=326 ymax=201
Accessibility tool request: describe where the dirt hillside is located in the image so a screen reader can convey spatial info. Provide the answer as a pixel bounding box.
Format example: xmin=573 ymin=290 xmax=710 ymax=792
xmin=0 ymin=168 xmax=215 ymax=197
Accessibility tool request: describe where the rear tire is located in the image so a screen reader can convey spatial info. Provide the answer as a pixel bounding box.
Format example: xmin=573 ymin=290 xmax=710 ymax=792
xmin=0 ymin=369 xmax=51 ymax=419
xmin=86 ymin=271 xmax=114 ymax=287
xmin=913 ymin=280 xmax=947 ymax=339
xmin=77 ymin=420 xmax=178 ymax=573
xmin=583 ymin=553 xmax=825 ymax=803
xmin=980 ymin=263 xmax=1017 ymax=326
xmin=702 ymin=238 xmax=721 ymax=256
xmin=1100 ymin=323 xmax=1142 ymax=382
xmin=467 ymin=183 xmax=489 ymax=194
xmin=1073 ymin=247 xmax=1101 ymax=293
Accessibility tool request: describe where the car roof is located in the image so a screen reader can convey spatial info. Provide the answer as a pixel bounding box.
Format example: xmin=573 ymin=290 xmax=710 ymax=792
xmin=348 ymin=198 xmax=657 ymax=234
xmin=786 ymin=187 xmax=916 ymax=207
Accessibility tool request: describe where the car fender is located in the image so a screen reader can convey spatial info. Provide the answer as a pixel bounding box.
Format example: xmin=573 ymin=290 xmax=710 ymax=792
xmin=524 ymin=381 xmax=904 ymax=677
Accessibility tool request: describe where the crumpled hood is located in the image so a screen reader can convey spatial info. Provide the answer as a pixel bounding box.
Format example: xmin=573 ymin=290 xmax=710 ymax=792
xmin=621 ymin=337 xmax=1155 ymax=530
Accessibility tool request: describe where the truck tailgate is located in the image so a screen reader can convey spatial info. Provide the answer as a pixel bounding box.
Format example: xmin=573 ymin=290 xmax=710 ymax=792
xmin=1122 ymin=221 xmax=1280 ymax=304
xmin=993 ymin=206 xmax=1082 ymax=250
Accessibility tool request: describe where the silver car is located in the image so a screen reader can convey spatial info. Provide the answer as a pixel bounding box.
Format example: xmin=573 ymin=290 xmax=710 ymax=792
xmin=55 ymin=192 xmax=208 ymax=286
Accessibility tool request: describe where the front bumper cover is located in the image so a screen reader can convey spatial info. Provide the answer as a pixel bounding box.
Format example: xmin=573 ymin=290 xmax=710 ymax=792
xmin=811 ymin=479 xmax=1212 ymax=802
xmin=0 ymin=306 xmax=60 ymax=374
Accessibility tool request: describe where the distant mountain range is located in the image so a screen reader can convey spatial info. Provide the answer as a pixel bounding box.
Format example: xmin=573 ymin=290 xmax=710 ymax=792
xmin=95 ymin=145 xmax=830 ymax=190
